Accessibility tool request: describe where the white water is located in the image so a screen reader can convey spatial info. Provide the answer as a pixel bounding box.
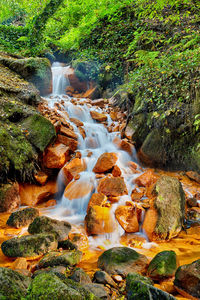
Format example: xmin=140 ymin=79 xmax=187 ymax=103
xmin=44 ymin=62 xmax=153 ymax=250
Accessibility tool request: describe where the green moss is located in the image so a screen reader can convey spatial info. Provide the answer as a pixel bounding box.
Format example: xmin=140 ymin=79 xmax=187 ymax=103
xmin=38 ymin=250 xmax=82 ymax=268
xmin=6 ymin=207 xmax=39 ymax=228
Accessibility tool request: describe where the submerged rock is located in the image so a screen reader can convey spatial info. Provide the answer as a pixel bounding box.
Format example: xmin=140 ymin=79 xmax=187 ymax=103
xmin=38 ymin=250 xmax=82 ymax=268
xmin=0 ymin=182 xmax=20 ymax=212
xmin=1 ymin=233 xmax=57 ymax=257
xmin=143 ymin=175 xmax=185 ymax=240
xmin=147 ymin=251 xmax=178 ymax=280
xmin=97 ymin=247 xmax=148 ymax=276
xmin=6 ymin=207 xmax=39 ymax=228
xmin=0 ymin=267 xmax=31 ymax=300
xmin=28 ymin=216 xmax=71 ymax=241
xmin=174 ymin=259 xmax=200 ymax=299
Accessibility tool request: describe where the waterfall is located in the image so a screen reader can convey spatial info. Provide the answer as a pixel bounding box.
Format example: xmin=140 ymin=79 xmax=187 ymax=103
xmin=52 ymin=62 xmax=70 ymax=95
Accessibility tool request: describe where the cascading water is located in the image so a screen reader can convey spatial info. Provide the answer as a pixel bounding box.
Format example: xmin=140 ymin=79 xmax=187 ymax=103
xmin=45 ymin=63 xmax=154 ymax=249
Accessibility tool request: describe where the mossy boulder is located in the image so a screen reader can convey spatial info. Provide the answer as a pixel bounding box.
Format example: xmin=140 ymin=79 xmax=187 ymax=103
xmin=58 ymin=239 xmax=78 ymax=250
xmin=174 ymin=259 xmax=200 ymax=299
xmin=97 ymin=247 xmax=148 ymax=276
xmin=0 ymin=267 xmax=31 ymax=300
xmin=28 ymin=216 xmax=71 ymax=241
xmin=0 ymin=182 xmax=20 ymax=212
xmin=147 ymin=251 xmax=178 ymax=280
xmin=126 ymin=273 xmax=153 ymax=288
xmin=1 ymin=233 xmax=57 ymax=257
xmin=6 ymin=207 xmax=39 ymax=228
xmin=38 ymin=250 xmax=82 ymax=268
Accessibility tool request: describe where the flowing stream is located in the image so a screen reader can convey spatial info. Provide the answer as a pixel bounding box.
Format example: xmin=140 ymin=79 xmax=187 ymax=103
xmin=44 ymin=62 xmax=152 ymax=250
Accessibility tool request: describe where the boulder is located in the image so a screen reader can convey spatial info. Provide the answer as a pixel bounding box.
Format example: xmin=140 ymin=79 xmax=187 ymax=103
xmin=43 ymin=143 xmax=70 ymax=169
xmin=126 ymin=272 xmax=176 ymax=300
xmin=19 ymin=181 xmax=58 ymax=206
xmin=93 ymin=270 xmax=116 ymax=287
xmin=87 ymin=193 xmax=107 ymax=213
xmin=142 ymin=175 xmax=185 ymax=240
xmin=174 ymin=259 xmax=200 ymax=299
xmin=84 ymin=283 xmax=108 ymax=299
xmin=38 ymin=250 xmax=82 ymax=268
xmin=57 ymin=134 xmax=78 ymax=152
xmin=115 ymin=205 xmax=139 ymax=233
xmin=28 ymin=216 xmax=71 ymax=241
xmin=147 ymin=251 xmax=178 ymax=280
xmin=0 ymin=182 xmax=20 ymax=212
xmin=85 ymin=206 xmax=117 ymax=235
xmin=90 ymin=111 xmax=107 ymax=122
xmin=135 ymin=169 xmax=158 ymax=187
xmin=69 ymin=268 xmax=92 ymax=284
xmin=63 ymin=278 xmax=99 ymax=300
xmin=62 ymin=158 xmax=86 ymax=183
xmin=6 ymin=207 xmax=39 ymax=228
xmin=0 ymin=267 xmax=31 ymax=299
xmin=93 ymin=152 xmax=118 ymax=173
xmin=97 ymin=247 xmax=148 ymax=276
xmin=67 ymin=68 xmax=88 ymax=93
xmin=1 ymin=233 xmax=57 ymax=257
xmin=97 ymin=176 xmax=128 ymax=197
xmin=112 ymin=165 xmax=122 ymax=177
xmin=64 ymin=180 xmax=94 ymax=200
xmin=34 ymin=171 xmax=48 ymax=185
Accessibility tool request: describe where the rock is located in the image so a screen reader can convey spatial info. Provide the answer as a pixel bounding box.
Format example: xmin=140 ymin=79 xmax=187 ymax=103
xmin=13 ymin=257 xmax=28 ymax=271
xmin=64 ymin=278 xmax=99 ymax=299
xmin=84 ymin=283 xmax=108 ymax=299
xmin=93 ymin=152 xmax=118 ymax=173
xmin=174 ymin=259 xmax=200 ymax=299
xmin=186 ymin=171 xmax=200 ymax=184
xmin=57 ymin=134 xmax=78 ymax=152
xmin=83 ymin=86 xmax=100 ymax=100
xmin=28 ymin=216 xmax=71 ymax=241
xmin=26 ymin=273 xmax=83 ymax=299
xmin=187 ymin=197 xmax=198 ymax=207
xmin=93 ymin=270 xmax=116 ymax=287
xmin=87 ymin=193 xmax=107 ymax=213
xmin=19 ymin=181 xmax=58 ymax=206
xmin=85 ymin=206 xmax=117 ymax=235
xmin=115 ymin=205 xmax=139 ymax=233
xmin=97 ymin=176 xmax=128 ymax=197
xmin=78 ymin=126 xmax=86 ymax=139
xmin=70 ymin=118 xmax=84 ymax=127
xmin=0 ymin=267 xmax=31 ymax=299
xmin=58 ymin=239 xmax=78 ymax=250
xmin=62 ymin=158 xmax=86 ymax=184
xmin=69 ymin=268 xmax=92 ymax=284
xmin=68 ymin=232 xmax=89 ymax=251
xmin=67 ymin=68 xmax=88 ymax=93
xmin=120 ymin=140 xmax=134 ymax=155
xmin=1 ymin=233 xmax=57 ymax=257
xmin=60 ymin=126 xmax=78 ymax=140
xmin=43 ymin=143 xmax=70 ymax=169
xmin=124 ymin=124 xmax=135 ymax=140
xmin=34 ymin=171 xmax=48 ymax=185
xmin=135 ymin=170 xmax=158 ymax=187
xmin=147 ymin=251 xmax=178 ymax=280
xmin=97 ymin=247 xmax=148 ymax=276
xmin=38 ymin=250 xmax=82 ymax=268
xmin=6 ymin=207 xmax=39 ymax=228
xmin=126 ymin=272 xmax=176 ymax=300
xmin=32 ymin=266 xmax=67 ymax=279
xmin=90 ymin=111 xmax=107 ymax=122
xmin=0 ymin=182 xmax=20 ymax=212
xmin=64 ymin=180 xmax=94 ymax=200
xmin=112 ymin=165 xmax=122 ymax=177
xmin=91 ymin=99 xmax=106 ymax=108
xmin=142 ymin=175 xmax=185 ymax=240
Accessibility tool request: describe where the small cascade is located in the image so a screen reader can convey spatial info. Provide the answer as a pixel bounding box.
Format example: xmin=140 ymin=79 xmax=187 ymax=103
xmin=44 ymin=62 xmax=149 ymax=249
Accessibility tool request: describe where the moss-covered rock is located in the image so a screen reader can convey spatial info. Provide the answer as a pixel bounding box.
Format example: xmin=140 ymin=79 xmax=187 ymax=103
xmin=0 ymin=267 xmax=31 ymax=300
xmin=97 ymin=247 xmax=148 ymax=276
xmin=174 ymin=259 xmax=200 ymax=299
xmin=28 ymin=216 xmax=71 ymax=241
xmin=0 ymin=182 xmax=20 ymax=212
xmin=6 ymin=207 xmax=39 ymax=228
xmin=126 ymin=273 xmax=153 ymax=288
xmin=147 ymin=251 xmax=178 ymax=280
xmin=1 ymin=233 xmax=58 ymax=257
xmin=38 ymin=250 xmax=82 ymax=268
xmin=83 ymin=283 xmax=108 ymax=300
xmin=69 ymin=268 xmax=92 ymax=284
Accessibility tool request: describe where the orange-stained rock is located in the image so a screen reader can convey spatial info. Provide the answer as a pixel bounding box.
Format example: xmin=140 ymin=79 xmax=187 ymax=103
xmin=12 ymin=257 xmax=27 ymax=270
xmin=128 ymin=161 xmax=140 ymax=173
xmin=124 ymin=124 xmax=135 ymax=140
xmin=112 ymin=165 xmax=122 ymax=177
xmin=115 ymin=205 xmax=139 ymax=233
xmin=120 ymin=139 xmax=134 ymax=155
xmin=78 ymin=127 xmax=86 ymax=139
xmin=85 ymin=205 xmax=117 ymax=235
xmin=62 ymin=158 xmax=86 ymax=184
xmin=97 ymin=176 xmax=128 ymax=197
xmin=110 ymin=111 xmax=118 ymax=121
xmin=43 ymin=199 xmax=57 ymax=207
xmin=43 ymin=143 xmax=70 ymax=169
xmin=186 ymin=171 xmax=200 ymax=184
xmin=87 ymin=193 xmax=107 ymax=213
xmin=113 ymin=136 xmax=121 ymax=148
xmin=93 ymin=153 xmax=118 ymax=173
xmin=135 ymin=170 xmax=158 ymax=187
xmin=131 ymin=187 xmax=145 ymax=201
xmin=69 ymin=232 xmax=89 ymax=251
xmin=83 ymin=86 xmax=99 ymax=100
xmin=0 ymin=182 xmax=20 ymax=213
xmin=142 ymin=208 xmax=158 ymax=241
xmin=91 ymin=99 xmax=105 ymax=108
xmin=19 ymin=181 xmax=58 ymax=206
xmin=90 ymin=111 xmax=107 ymax=122
xmin=60 ymin=126 xmax=78 ymax=140
xmin=70 ymin=118 xmax=83 ymax=127
xmin=108 ymin=196 xmax=120 ymax=203
xmin=64 ymin=180 xmax=93 ymax=200
xmin=57 ymin=134 xmax=78 ymax=152
xmin=34 ymin=171 xmax=48 ymax=186
xmin=67 ymin=68 xmax=88 ymax=93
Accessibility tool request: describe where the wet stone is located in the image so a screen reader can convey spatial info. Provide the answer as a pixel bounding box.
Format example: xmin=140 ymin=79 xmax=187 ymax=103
xmin=6 ymin=207 xmax=39 ymax=228
xmin=38 ymin=250 xmax=82 ymax=268
xmin=69 ymin=267 xmax=92 ymax=284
